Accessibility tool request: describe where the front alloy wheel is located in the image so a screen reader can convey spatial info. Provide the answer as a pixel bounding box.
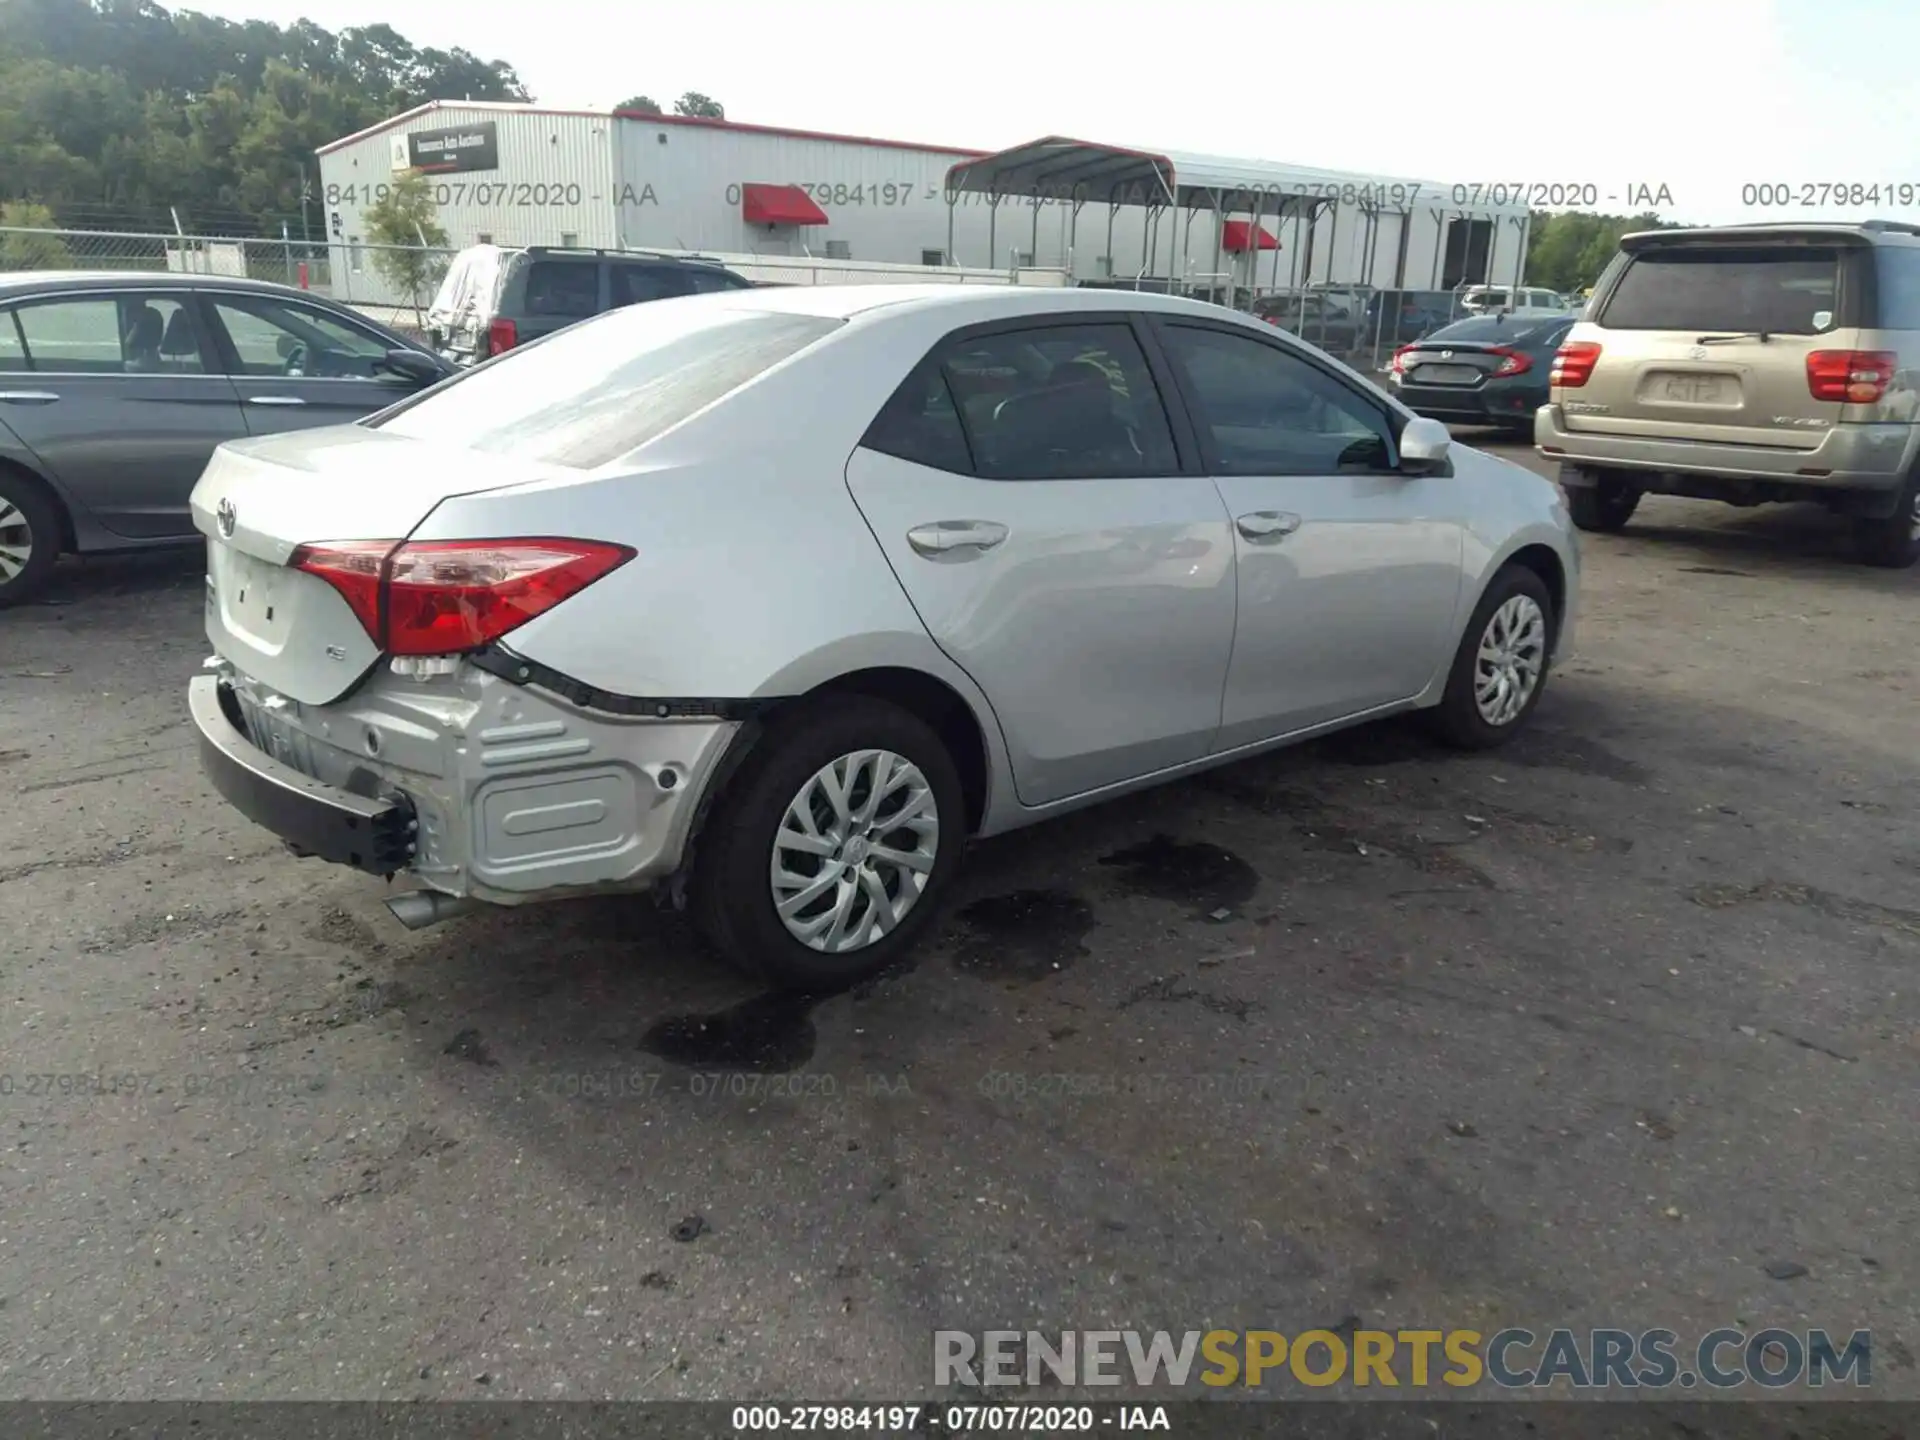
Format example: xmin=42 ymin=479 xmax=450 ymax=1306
xmin=1474 ymin=594 xmax=1548 ymax=727
xmin=1426 ymin=563 xmax=1557 ymax=750
xmin=770 ymin=748 xmax=940 ymax=953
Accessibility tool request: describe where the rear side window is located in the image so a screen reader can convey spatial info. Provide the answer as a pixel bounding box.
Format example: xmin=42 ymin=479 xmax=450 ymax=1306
xmin=371 ymin=306 xmax=842 ymax=468
xmin=929 ymin=322 xmax=1179 ymax=481
xmin=0 ymin=312 xmax=26 ymax=372
xmin=610 ymin=265 xmax=692 ymax=305
xmin=863 ymin=361 xmax=974 ymax=473
xmin=1873 ymin=246 xmax=1920 ymax=329
xmin=521 ymin=261 xmax=601 ymax=318
xmin=1599 ymin=247 xmax=1840 ymax=334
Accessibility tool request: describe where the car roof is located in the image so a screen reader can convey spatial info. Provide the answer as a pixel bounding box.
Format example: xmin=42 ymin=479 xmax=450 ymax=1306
xmin=1621 ymin=221 xmax=1920 ymax=250
xmin=682 ymin=283 xmax=1258 ymax=326
xmin=0 ymin=270 xmax=328 ymax=298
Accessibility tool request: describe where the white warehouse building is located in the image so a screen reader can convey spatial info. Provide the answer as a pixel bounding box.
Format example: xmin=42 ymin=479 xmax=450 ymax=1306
xmin=315 ymin=101 xmax=1531 ymax=305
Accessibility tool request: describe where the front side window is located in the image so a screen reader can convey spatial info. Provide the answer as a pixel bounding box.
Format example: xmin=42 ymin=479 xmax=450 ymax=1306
xmin=925 ymin=322 xmax=1179 ymax=481
xmin=371 ymin=305 xmax=842 ymax=469
xmin=208 ymin=296 xmax=390 ymax=377
xmin=1160 ymin=323 xmax=1395 ymax=477
xmin=11 ymin=293 xmax=207 ymax=374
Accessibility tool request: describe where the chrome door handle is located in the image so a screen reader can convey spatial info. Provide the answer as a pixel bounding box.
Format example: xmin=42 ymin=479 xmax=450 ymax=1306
xmin=0 ymin=391 xmax=59 ymax=404
xmin=247 ymin=396 xmax=307 ymax=407
xmin=906 ymin=520 xmax=1009 ymax=557
xmin=1235 ymin=511 xmax=1302 ymax=540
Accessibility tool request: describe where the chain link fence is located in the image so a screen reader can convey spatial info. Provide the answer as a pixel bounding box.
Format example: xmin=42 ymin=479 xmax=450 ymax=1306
xmin=0 ymin=224 xmax=1068 ymax=329
xmin=0 ymin=224 xmax=1546 ymax=371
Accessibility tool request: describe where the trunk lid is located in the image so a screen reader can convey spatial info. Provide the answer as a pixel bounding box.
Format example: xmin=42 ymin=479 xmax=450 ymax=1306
xmin=1400 ymin=341 xmax=1511 ymax=387
xmin=190 ymin=426 xmax=555 ymax=705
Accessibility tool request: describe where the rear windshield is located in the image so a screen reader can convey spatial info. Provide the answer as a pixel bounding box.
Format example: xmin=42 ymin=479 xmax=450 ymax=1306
xmin=369 ymin=304 xmax=842 ymax=468
xmin=1598 ymin=247 xmax=1840 ymax=334
xmin=1426 ymin=316 xmax=1561 ymax=343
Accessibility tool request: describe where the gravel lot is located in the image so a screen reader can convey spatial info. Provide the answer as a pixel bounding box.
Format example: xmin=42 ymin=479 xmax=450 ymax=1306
xmin=0 ymin=436 xmax=1915 ymax=1402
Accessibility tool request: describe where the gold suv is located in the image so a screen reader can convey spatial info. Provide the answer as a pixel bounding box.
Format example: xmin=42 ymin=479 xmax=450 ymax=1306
xmin=1536 ymin=221 xmax=1920 ymax=567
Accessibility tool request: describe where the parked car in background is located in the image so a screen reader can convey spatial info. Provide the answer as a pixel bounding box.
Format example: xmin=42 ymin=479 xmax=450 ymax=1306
xmin=0 ymin=271 xmax=452 ymax=606
xmin=425 ymin=244 xmax=756 ymax=366
xmin=1538 ymin=219 xmax=1920 ymax=566
xmin=189 ymin=284 xmax=1578 ymax=990
xmin=1388 ymin=312 xmax=1577 ymax=436
xmin=1460 ymin=285 xmax=1574 ymax=316
xmin=1249 ymin=291 xmax=1365 ymax=350
xmin=1362 ymin=290 xmax=1472 ymax=348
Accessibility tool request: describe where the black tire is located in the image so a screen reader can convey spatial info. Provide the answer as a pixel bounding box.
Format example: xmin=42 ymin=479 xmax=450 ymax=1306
xmin=1563 ymin=468 xmax=1642 ymax=533
xmin=0 ymin=468 xmax=62 ymax=608
xmin=689 ymin=695 xmax=967 ymax=991
xmin=1852 ymin=472 xmax=1920 ymax=569
xmin=1425 ymin=564 xmax=1556 ymax=751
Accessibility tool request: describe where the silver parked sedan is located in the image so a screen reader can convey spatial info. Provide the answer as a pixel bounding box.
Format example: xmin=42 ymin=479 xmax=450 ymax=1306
xmin=187 ymin=284 xmax=1579 ymax=989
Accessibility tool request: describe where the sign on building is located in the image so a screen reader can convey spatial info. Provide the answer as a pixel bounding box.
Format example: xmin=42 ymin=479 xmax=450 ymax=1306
xmin=407 ymin=122 xmax=501 ymax=174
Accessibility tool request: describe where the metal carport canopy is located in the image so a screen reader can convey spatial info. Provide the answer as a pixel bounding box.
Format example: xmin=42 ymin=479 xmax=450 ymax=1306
xmin=942 ymin=136 xmax=1440 ymax=207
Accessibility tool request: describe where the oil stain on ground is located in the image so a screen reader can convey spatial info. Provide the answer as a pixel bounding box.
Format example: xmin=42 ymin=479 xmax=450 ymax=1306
xmin=952 ymin=890 xmax=1096 ymax=983
xmin=1098 ymin=834 xmax=1260 ymax=913
xmin=639 ymin=991 xmax=828 ymax=1073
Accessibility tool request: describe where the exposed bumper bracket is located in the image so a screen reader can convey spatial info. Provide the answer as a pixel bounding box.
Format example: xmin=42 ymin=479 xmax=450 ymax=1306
xmin=189 ymin=675 xmax=418 ymax=878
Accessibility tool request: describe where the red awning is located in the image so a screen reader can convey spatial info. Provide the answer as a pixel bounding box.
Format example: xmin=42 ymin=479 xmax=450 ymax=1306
xmin=1220 ymin=220 xmax=1279 ymax=253
xmin=742 ymin=183 xmax=829 ymax=226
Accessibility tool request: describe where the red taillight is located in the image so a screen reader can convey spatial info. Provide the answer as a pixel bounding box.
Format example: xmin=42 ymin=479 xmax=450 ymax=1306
xmin=1807 ymin=349 xmax=1896 ymax=404
xmin=290 ymin=540 xmax=392 ymax=641
xmin=1489 ymin=346 xmax=1532 ymax=378
xmin=291 ymin=538 xmax=634 ymax=656
xmin=1551 ymin=341 xmax=1602 ymax=388
xmin=486 ymin=317 xmax=518 ymax=356
xmin=1390 ymin=344 xmax=1417 ymax=375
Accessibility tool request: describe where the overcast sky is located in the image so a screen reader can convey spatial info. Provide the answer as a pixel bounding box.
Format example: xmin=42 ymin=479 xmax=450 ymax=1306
xmin=190 ymin=0 xmax=1916 ymax=223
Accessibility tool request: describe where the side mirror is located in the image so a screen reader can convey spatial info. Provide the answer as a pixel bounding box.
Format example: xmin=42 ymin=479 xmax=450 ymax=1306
xmin=379 ymin=348 xmax=445 ymax=384
xmin=1399 ymin=416 xmax=1452 ymax=474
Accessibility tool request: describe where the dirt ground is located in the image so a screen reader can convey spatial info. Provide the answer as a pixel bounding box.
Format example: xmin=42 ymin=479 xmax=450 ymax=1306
xmin=0 ymin=436 xmax=1915 ymax=1403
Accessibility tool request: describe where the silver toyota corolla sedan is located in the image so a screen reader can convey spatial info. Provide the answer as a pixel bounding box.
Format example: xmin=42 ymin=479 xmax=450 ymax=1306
xmin=187 ymin=283 xmax=1580 ymax=989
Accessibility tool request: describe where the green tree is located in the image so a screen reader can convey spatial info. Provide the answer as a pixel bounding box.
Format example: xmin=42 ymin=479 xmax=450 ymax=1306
xmin=1525 ymin=209 xmax=1681 ymax=292
xmin=673 ymin=91 xmax=724 ymax=119
xmin=0 ymin=0 xmax=531 ymax=234
xmin=363 ymin=169 xmax=449 ymax=321
xmin=618 ymin=94 xmax=662 ymax=114
xmin=0 ymin=199 xmax=74 ymax=268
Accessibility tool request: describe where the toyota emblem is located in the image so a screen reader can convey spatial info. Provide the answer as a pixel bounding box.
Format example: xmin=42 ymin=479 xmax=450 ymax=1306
xmin=1440 ymin=350 xmax=1453 ymax=359
xmin=216 ymin=498 xmax=237 ymax=538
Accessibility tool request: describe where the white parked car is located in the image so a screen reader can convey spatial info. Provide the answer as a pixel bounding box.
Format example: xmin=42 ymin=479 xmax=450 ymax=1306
xmin=189 ymin=285 xmax=1579 ymax=988
xmin=1459 ymin=285 xmax=1575 ymax=316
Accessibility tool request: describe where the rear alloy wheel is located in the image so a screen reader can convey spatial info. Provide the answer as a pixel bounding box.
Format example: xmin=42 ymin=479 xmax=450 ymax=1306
xmin=1853 ymin=474 xmax=1920 ymax=569
xmin=0 ymin=475 xmax=60 ymax=608
xmin=1426 ymin=564 xmax=1555 ymax=750
xmin=690 ymin=696 xmax=965 ymax=989
xmin=1564 ymin=471 xmax=1642 ymax=533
